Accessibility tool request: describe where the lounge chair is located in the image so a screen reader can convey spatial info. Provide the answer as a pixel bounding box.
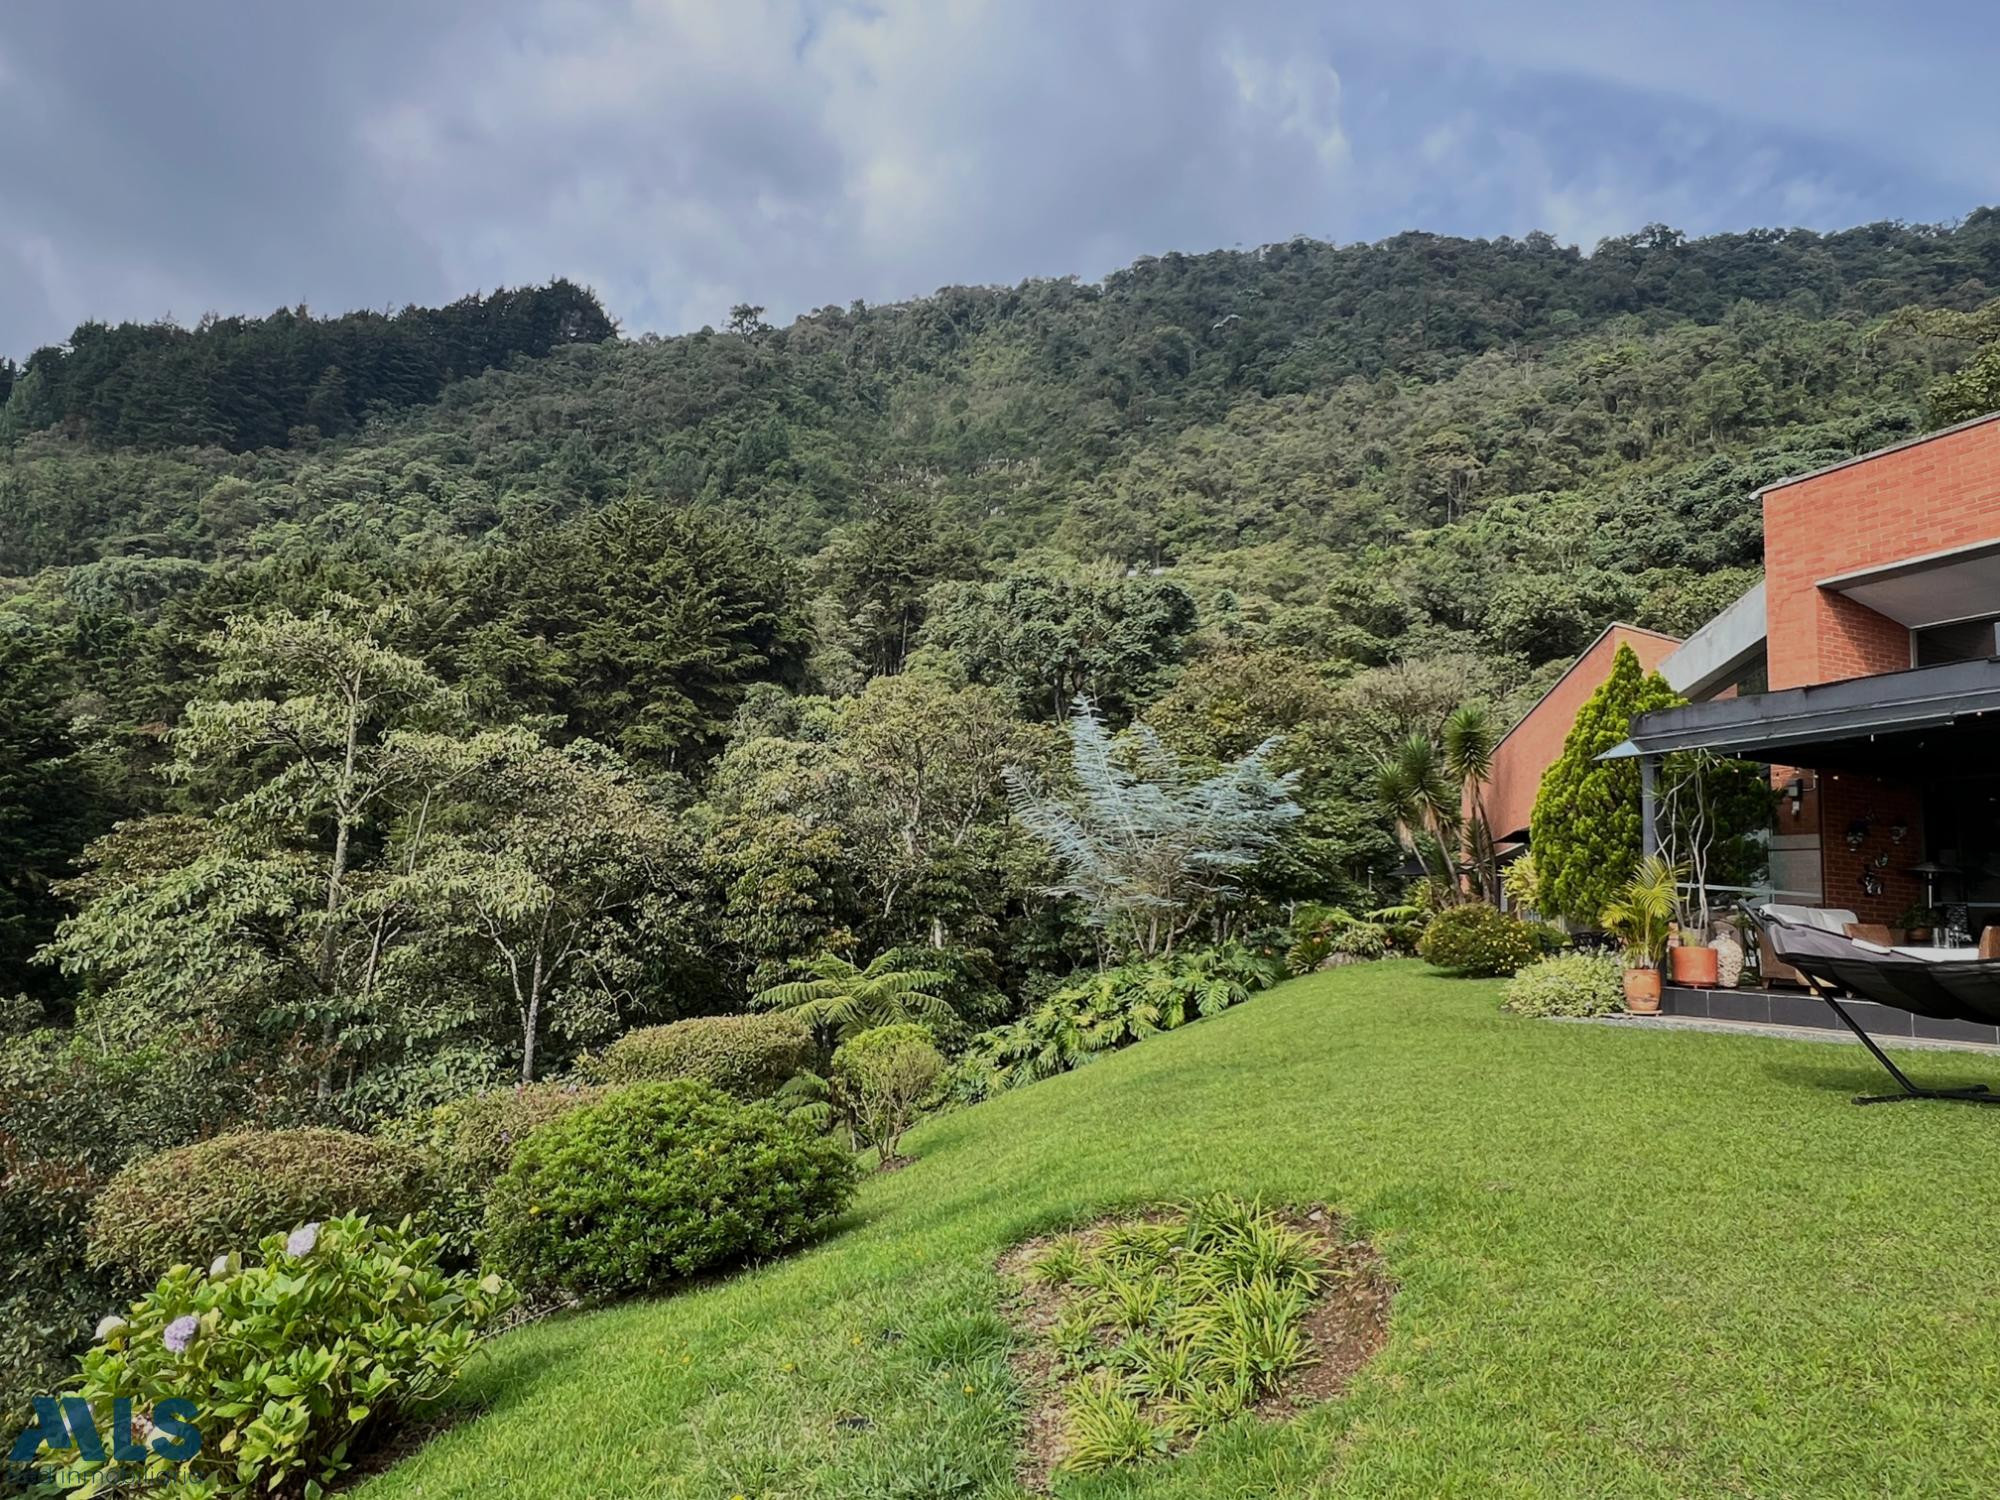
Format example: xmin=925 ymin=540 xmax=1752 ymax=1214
xmin=1749 ymin=909 xmax=2000 ymax=1106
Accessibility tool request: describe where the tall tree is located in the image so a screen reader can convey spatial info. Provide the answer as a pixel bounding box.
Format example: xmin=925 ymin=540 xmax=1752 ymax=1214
xmin=1530 ymin=644 xmax=1683 ymax=925
xmin=1006 ymin=698 xmax=1300 ymax=958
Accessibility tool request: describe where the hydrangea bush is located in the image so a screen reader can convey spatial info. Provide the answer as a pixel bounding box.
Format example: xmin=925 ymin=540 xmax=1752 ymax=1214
xmin=31 ymin=1216 xmax=514 ymax=1499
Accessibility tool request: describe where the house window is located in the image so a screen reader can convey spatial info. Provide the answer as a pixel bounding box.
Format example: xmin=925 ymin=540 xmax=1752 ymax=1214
xmin=1914 ymin=615 xmax=2000 ymax=667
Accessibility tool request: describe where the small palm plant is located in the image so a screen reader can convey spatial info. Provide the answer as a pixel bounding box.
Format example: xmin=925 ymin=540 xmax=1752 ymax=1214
xmin=754 ymin=952 xmax=953 ymax=1042
xmin=1600 ymin=855 xmax=1681 ymax=969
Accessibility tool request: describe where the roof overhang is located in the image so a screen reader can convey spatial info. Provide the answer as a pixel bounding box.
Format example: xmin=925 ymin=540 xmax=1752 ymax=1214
xmin=1660 ymin=579 xmax=1766 ymax=699
xmin=1601 ymin=656 xmax=2000 ymax=774
xmin=1819 ymin=538 xmax=2000 ymax=630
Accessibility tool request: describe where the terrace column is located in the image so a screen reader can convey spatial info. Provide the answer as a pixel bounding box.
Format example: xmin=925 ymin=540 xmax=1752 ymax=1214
xmin=1639 ymin=753 xmax=1661 ymax=859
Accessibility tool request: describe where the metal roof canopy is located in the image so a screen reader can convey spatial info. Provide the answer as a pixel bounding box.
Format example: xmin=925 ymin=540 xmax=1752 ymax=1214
xmin=1601 ymin=656 xmax=2000 ymax=773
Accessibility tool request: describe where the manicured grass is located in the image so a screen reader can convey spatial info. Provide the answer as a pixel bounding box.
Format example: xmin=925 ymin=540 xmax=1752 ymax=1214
xmin=361 ymin=963 xmax=2000 ymax=1498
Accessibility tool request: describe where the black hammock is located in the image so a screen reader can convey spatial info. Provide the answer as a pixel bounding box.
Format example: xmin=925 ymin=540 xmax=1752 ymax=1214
xmin=1751 ymin=911 xmax=2000 ymax=1106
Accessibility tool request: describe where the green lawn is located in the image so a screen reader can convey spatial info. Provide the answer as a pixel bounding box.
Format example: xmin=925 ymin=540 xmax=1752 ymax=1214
xmin=360 ymin=963 xmax=2000 ymax=1499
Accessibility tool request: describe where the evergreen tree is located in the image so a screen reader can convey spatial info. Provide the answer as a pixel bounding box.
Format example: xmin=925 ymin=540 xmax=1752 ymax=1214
xmin=1530 ymin=644 xmax=1683 ymax=926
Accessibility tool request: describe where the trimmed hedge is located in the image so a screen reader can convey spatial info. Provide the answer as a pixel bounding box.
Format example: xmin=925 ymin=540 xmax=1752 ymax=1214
xmin=383 ymin=1080 xmax=609 ymax=1264
xmin=831 ymin=1023 xmax=944 ymax=1163
xmin=1417 ymin=903 xmax=1549 ymax=978
xmin=85 ymin=1129 xmax=431 ymax=1289
xmin=589 ymin=1012 xmax=814 ymax=1098
xmin=484 ymin=1080 xmax=857 ymax=1300
xmin=1503 ymin=951 xmax=1626 ymax=1017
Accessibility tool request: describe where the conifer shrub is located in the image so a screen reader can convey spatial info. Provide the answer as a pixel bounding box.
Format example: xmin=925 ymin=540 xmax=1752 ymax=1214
xmin=484 ymin=1081 xmax=856 ymax=1300
xmin=85 ymin=1129 xmax=430 ymax=1289
xmin=589 ymin=1012 xmax=814 ymax=1098
xmin=1417 ymin=903 xmax=1548 ymax=977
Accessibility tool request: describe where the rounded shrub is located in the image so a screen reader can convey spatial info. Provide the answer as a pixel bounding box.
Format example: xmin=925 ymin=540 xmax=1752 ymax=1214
xmin=1417 ymin=903 xmax=1547 ymax=978
xmin=1502 ymin=951 xmax=1625 ymax=1017
xmin=589 ymin=1012 xmax=814 ymax=1098
xmin=38 ymin=1216 xmax=513 ymax=1500
xmin=382 ymin=1080 xmax=609 ymax=1264
xmin=484 ymin=1080 xmax=858 ymax=1300
xmin=831 ymin=1023 xmax=945 ymax=1164
xmin=86 ymin=1128 xmax=430 ymax=1289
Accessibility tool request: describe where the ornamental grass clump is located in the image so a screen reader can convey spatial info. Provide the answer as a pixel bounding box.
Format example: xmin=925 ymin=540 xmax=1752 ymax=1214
xmin=30 ymin=1215 xmax=514 ymax=1500
xmin=1011 ymin=1197 xmax=1337 ymax=1476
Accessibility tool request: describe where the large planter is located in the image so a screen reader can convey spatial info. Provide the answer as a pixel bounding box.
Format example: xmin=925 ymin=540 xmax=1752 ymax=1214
xmin=1622 ymin=967 xmax=1662 ymax=1013
xmin=1669 ymin=944 xmax=1720 ymax=987
xmin=1711 ymin=928 xmax=1745 ymax=989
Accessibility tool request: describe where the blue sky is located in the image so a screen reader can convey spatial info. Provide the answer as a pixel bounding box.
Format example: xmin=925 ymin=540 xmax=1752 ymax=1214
xmin=1 ymin=0 xmax=1995 ymax=355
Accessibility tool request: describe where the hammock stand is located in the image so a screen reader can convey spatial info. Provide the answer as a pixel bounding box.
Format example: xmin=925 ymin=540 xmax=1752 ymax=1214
xmin=1748 ymin=911 xmax=2000 ymax=1107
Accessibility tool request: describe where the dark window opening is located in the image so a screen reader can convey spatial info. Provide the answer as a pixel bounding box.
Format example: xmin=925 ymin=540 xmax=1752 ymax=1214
xmin=1914 ymin=615 xmax=2000 ymax=668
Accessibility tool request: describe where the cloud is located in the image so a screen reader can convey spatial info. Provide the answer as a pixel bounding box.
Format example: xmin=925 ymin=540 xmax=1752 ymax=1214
xmin=0 ymin=0 xmax=1995 ymax=355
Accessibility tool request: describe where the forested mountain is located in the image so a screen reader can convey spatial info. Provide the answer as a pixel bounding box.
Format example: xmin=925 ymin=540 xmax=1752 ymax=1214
xmin=8 ymin=208 xmax=2000 ymax=1414
xmin=0 ymin=279 xmax=612 ymax=455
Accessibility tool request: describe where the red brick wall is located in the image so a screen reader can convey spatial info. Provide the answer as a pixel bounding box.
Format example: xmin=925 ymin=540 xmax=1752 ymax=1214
xmin=1815 ymin=772 xmax=1926 ymax=925
xmin=1482 ymin=626 xmax=1681 ymax=844
xmin=1763 ymin=416 xmax=2000 ymax=690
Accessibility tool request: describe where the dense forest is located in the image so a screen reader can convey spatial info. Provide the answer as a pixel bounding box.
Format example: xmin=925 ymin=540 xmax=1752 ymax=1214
xmin=7 ymin=212 xmax=2000 ymax=1416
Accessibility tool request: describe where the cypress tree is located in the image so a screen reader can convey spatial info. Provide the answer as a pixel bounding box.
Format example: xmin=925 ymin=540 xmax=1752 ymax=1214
xmin=1530 ymin=643 xmax=1683 ymax=926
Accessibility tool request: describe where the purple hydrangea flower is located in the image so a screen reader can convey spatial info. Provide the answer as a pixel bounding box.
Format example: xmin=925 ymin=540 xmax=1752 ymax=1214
xmin=162 ymin=1315 xmax=199 ymax=1354
xmin=286 ymin=1222 xmax=321 ymax=1258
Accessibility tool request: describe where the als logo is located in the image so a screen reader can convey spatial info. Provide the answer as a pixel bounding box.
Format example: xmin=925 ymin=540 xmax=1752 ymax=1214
xmin=7 ymin=1396 xmax=202 ymax=1468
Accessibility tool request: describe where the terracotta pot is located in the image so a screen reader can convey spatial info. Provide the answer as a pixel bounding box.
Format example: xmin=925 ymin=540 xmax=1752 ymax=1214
xmin=1669 ymin=944 xmax=1720 ymax=987
xmin=1622 ymin=967 xmax=1662 ymax=1013
xmin=1907 ymin=928 xmax=1933 ymax=945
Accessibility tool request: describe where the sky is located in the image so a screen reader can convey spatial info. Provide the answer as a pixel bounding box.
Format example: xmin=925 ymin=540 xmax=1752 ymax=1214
xmin=2 ymin=0 xmax=1996 ymax=357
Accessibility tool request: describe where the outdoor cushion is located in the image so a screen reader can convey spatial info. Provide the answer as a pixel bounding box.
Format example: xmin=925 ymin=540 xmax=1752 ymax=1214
xmin=1844 ymin=922 xmax=1896 ymax=947
xmin=1759 ymin=913 xmax=2000 ymax=1027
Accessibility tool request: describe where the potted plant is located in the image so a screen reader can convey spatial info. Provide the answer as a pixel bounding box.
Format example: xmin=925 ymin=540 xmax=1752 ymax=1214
xmin=1600 ymin=855 xmax=1679 ymax=1013
xmin=1897 ymin=903 xmax=1939 ymax=945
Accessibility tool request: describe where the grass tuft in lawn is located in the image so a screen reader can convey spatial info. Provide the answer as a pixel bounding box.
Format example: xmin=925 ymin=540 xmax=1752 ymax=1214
xmin=1001 ymin=1196 xmax=1390 ymax=1484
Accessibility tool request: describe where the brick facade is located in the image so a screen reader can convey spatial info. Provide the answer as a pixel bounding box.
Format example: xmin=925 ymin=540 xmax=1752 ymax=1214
xmin=1814 ymin=773 xmax=1927 ymax=926
xmin=1762 ymin=415 xmax=2000 ymax=690
xmin=1757 ymin=414 xmax=2000 ymax=920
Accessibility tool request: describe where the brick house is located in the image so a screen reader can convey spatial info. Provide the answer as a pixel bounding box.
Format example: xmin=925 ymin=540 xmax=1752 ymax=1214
xmin=1488 ymin=410 xmax=2000 ymax=945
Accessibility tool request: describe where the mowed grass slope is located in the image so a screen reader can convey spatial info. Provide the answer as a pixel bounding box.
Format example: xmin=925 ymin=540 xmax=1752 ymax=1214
xmin=362 ymin=964 xmax=2000 ymax=1499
